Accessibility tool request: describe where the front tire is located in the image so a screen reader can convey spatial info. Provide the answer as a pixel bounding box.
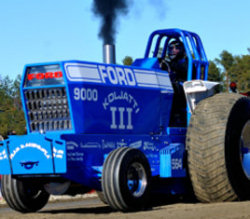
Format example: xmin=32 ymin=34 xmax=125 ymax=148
xmin=1 ymin=175 xmax=50 ymax=212
xmin=102 ymin=147 xmax=151 ymax=211
xmin=97 ymin=191 xmax=107 ymax=204
xmin=187 ymin=93 xmax=250 ymax=202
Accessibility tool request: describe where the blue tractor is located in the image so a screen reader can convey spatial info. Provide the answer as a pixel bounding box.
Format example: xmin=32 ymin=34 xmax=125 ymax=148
xmin=0 ymin=29 xmax=250 ymax=212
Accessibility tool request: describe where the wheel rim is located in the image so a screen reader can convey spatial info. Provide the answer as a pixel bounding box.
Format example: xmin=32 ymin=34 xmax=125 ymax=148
xmin=240 ymin=120 xmax=250 ymax=179
xmin=127 ymin=162 xmax=147 ymax=198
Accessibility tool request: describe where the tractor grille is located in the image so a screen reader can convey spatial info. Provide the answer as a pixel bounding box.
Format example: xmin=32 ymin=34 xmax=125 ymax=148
xmin=24 ymin=87 xmax=72 ymax=132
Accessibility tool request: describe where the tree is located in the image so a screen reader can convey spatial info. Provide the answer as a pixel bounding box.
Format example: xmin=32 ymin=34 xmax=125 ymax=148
xmin=208 ymin=60 xmax=223 ymax=82
xmin=215 ymin=50 xmax=250 ymax=93
xmin=215 ymin=50 xmax=236 ymax=91
xmin=207 ymin=60 xmax=224 ymax=91
xmin=229 ymin=54 xmax=250 ymax=92
xmin=13 ymin=75 xmax=22 ymax=110
xmin=0 ymin=75 xmax=25 ymax=138
xmin=122 ymin=56 xmax=133 ymax=66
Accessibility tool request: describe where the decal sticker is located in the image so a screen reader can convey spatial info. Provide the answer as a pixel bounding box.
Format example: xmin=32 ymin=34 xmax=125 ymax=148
xmin=53 ymin=148 xmax=64 ymax=159
xmin=67 ymin=141 xmax=79 ymax=150
xmin=102 ymin=90 xmax=139 ymax=112
xmin=80 ymin=142 xmax=101 ymax=148
xmin=20 ymin=161 xmax=39 ymax=170
xmin=27 ymin=71 xmax=62 ymax=81
xmin=10 ymin=143 xmax=51 ymax=160
xmin=65 ymin=62 xmax=172 ymax=91
xmin=171 ymin=158 xmax=182 ymax=170
xmin=68 ymin=152 xmax=84 ymax=161
xmin=146 ymin=154 xmax=158 ymax=159
xmin=143 ymin=142 xmax=156 ymax=151
xmin=129 ymin=140 xmax=142 ymax=149
xmin=103 ymin=91 xmax=140 ymax=130
xmin=0 ymin=150 xmax=7 ymax=160
xmin=98 ymin=65 xmax=136 ymax=86
xmin=116 ymin=141 xmax=127 ymax=148
xmin=102 ymin=141 xmax=116 ymax=149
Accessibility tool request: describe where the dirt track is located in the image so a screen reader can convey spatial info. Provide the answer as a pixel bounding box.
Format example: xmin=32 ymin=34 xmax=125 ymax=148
xmin=1 ymin=197 xmax=250 ymax=219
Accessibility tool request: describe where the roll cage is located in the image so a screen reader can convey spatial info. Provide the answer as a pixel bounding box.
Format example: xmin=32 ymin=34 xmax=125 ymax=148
xmin=144 ymin=28 xmax=209 ymax=81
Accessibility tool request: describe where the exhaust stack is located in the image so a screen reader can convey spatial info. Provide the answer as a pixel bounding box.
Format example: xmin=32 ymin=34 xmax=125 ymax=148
xmin=103 ymin=44 xmax=116 ymax=64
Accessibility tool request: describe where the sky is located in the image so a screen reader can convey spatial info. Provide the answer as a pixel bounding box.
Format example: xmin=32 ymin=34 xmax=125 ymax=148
xmin=0 ymin=0 xmax=249 ymax=80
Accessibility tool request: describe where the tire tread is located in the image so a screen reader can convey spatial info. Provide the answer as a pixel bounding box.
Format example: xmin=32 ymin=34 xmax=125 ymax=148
xmin=187 ymin=93 xmax=242 ymax=202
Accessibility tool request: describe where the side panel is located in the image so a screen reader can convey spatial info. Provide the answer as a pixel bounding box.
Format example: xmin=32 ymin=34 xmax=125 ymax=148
xmin=68 ymin=84 xmax=164 ymax=134
xmin=61 ymin=132 xmax=186 ymax=190
xmin=63 ymin=61 xmax=173 ymax=134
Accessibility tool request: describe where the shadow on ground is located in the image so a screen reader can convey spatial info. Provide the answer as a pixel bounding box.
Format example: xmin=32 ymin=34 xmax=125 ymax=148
xmin=41 ymin=178 xmax=198 ymax=214
xmin=41 ymin=193 xmax=198 ymax=215
xmin=41 ymin=205 xmax=114 ymax=214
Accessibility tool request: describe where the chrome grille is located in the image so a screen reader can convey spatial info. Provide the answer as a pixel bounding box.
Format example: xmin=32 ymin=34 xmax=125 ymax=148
xmin=24 ymin=87 xmax=72 ymax=132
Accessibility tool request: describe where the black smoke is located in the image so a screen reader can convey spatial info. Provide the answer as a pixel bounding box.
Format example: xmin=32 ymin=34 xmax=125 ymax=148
xmin=92 ymin=0 xmax=129 ymax=44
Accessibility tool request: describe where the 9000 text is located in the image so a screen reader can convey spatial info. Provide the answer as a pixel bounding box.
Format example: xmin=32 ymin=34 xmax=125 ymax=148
xmin=74 ymin=88 xmax=98 ymax=101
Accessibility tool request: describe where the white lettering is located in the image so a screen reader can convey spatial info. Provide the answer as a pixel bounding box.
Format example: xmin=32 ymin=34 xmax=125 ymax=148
xmin=103 ymin=98 xmax=109 ymax=109
xmin=110 ymin=107 xmax=134 ymax=130
xmin=110 ymin=107 xmax=117 ymax=129
xmin=107 ymin=67 xmax=118 ymax=84
xmin=172 ymin=158 xmax=182 ymax=170
xmin=124 ymin=68 xmax=136 ymax=86
xmin=74 ymin=88 xmax=98 ymax=102
xmin=118 ymin=107 xmax=125 ymax=129
xmin=99 ymin=65 xmax=108 ymax=82
xmin=74 ymin=87 xmax=80 ymax=100
xmin=103 ymin=91 xmax=140 ymax=113
xmin=98 ymin=65 xmax=136 ymax=86
xmin=126 ymin=107 xmax=133 ymax=130
xmin=10 ymin=143 xmax=51 ymax=160
xmin=115 ymin=67 xmax=127 ymax=85
xmin=108 ymin=92 xmax=115 ymax=103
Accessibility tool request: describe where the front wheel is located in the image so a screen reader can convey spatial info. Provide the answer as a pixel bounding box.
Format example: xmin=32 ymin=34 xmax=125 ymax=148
xmin=96 ymin=191 xmax=107 ymax=204
xmin=102 ymin=147 xmax=151 ymax=211
xmin=1 ymin=175 xmax=50 ymax=212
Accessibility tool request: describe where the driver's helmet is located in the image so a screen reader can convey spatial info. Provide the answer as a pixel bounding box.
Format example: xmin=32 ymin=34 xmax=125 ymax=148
xmin=167 ymin=39 xmax=185 ymax=60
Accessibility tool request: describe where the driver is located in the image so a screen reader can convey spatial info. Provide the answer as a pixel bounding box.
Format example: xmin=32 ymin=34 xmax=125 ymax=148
xmin=166 ymin=39 xmax=187 ymax=82
xmin=160 ymin=38 xmax=188 ymax=82
xmin=160 ymin=38 xmax=188 ymax=126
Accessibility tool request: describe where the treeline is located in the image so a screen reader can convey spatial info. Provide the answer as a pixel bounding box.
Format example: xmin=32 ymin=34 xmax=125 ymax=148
xmin=0 ymin=75 xmax=26 ymax=138
xmin=208 ymin=49 xmax=250 ymax=92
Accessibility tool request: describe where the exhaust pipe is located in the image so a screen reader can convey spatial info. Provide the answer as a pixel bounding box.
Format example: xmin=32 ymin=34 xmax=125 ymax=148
xmin=103 ymin=44 xmax=116 ymax=64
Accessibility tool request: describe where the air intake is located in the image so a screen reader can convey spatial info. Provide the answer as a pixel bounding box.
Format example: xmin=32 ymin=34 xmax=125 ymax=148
xmin=24 ymin=87 xmax=72 ymax=132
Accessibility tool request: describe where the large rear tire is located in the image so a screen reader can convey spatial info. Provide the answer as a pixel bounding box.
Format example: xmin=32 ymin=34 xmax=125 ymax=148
xmin=1 ymin=175 xmax=50 ymax=212
xmin=102 ymin=147 xmax=151 ymax=211
xmin=187 ymin=93 xmax=250 ymax=202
